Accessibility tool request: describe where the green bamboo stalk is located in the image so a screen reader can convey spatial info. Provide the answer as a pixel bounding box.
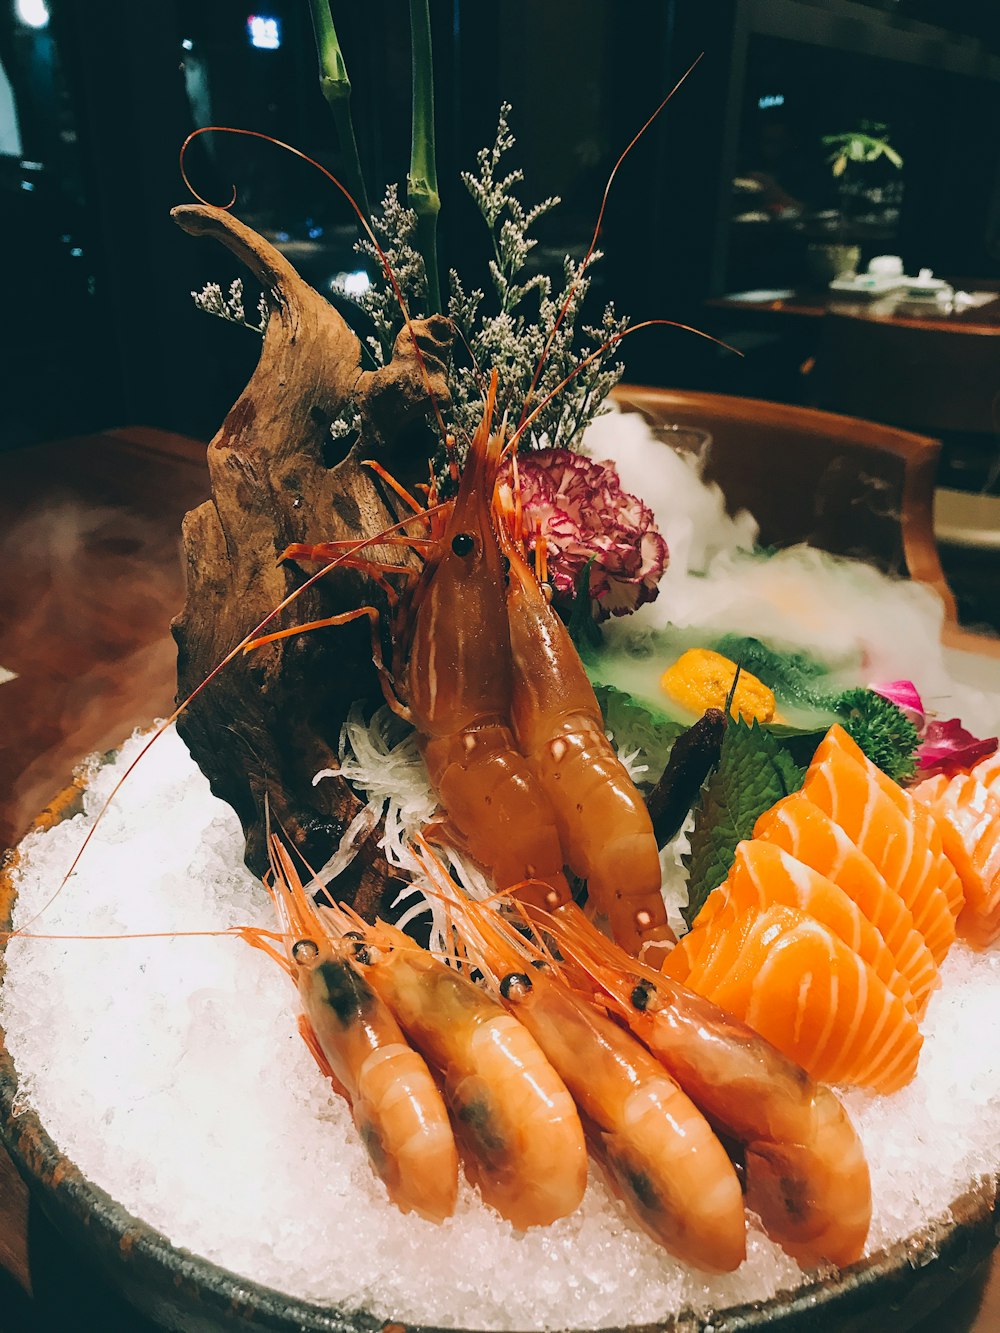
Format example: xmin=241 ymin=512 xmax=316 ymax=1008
xmin=308 ymin=0 xmax=372 ymax=224
xmin=407 ymin=0 xmax=442 ymax=313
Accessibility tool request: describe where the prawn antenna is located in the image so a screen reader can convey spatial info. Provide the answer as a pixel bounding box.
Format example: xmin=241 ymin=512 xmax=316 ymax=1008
xmin=518 ymin=53 xmax=704 ymax=431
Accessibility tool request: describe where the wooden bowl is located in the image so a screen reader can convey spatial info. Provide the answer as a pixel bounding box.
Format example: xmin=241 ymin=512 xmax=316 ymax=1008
xmin=2 ymin=779 xmax=998 ymax=1333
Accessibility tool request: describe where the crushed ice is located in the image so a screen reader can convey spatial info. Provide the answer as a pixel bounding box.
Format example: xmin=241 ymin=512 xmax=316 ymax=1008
xmin=4 ymin=728 xmax=1000 ymax=1329
xmin=3 ymin=409 xmax=1000 ymax=1329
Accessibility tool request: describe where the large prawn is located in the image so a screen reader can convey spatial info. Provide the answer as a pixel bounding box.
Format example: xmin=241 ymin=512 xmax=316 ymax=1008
xmin=545 ymin=905 xmax=872 ymax=1268
xmin=263 ymin=370 xmax=575 ymax=915
xmin=321 ymin=901 xmax=588 ymax=1230
xmin=433 ymin=879 xmax=746 ymax=1271
xmin=246 ymin=834 xmax=460 ymax=1223
xmin=493 ymin=487 xmax=673 ymax=955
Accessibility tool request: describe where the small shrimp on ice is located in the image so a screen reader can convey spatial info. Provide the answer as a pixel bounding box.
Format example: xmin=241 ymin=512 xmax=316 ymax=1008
xmin=547 ymin=906 xmax=872 ymax=1267
xmin=250 ymin=837 xmax=459 ymax=1222
xmin=328 ymin=909 xmax=587 ymax=1230
xmin=493 ymin=491 xmax=672 ymax=956
xmin=451 ymin=896 xmax=746 ymax=1271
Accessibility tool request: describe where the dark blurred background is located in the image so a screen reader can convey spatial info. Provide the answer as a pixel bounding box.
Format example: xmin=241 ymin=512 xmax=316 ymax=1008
xmin=0 ymin=0 xmax=998 ymax=449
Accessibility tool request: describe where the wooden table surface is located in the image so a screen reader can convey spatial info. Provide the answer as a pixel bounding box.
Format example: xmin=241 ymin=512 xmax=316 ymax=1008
xmin=708 ymin=286 xmax=1000 ymax=335
xmin=1 ymin=428 xmax=1000 ymax=1329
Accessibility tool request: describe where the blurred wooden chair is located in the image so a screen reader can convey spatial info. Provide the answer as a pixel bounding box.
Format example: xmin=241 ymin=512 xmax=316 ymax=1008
xmin=813 ymin=310 xmax=1000 ymax=438
xmin=610 ymin=385 xmax=957 ymax=621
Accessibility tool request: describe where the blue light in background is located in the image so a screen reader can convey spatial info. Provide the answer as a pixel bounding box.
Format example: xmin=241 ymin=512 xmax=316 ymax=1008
xmin=247 ymin=15 xmax=281 ymax=50
xmin=758 ymin=94 xmax=785 ymax=110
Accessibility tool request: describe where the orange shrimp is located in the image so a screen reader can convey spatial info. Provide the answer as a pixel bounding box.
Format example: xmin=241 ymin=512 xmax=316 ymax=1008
xmin=245 ymin=372 xmax=573 ymax=912
xmin=445 ymin=892 xmax=746 ymax=1270
xmin=400 ymin=372 xmax=572 ymax=911
xmin=248 ymin=836 xmax=459 ymax=1222
xmin=492 ymin=493 xmax=672 ymax=956
xmin=545 ymin=905 xmax=872 ymax=1268
xmin=324 ymin=906 xmax=587 ymax=1229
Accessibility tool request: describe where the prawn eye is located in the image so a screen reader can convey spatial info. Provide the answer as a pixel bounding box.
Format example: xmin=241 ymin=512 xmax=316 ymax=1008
xmin=292 ymin=939 xmax=319 ymax=964
xmin=631 ymin=979 xmax=655 ymax=1011
xmin=500 ymin=971 xmax=533 ymax=1001
xmin=451 ymin=532 xmax=474 ymax=557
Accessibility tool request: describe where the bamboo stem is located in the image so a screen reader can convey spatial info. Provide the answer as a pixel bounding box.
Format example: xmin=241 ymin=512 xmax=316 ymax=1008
xmin=407 ymin=0 xmax=442 ymax=313
xmin=308 ymin=0 xmax=372 ymax=224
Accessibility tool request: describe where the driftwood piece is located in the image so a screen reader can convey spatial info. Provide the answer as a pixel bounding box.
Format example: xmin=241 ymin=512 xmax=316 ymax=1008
xmin=170 ymin=204 xmax=451 ymax=915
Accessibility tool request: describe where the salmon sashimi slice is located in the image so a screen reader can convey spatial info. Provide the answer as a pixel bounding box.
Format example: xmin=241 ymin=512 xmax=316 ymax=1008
xmin=663 ymin=903 xmax=760 ymax=994
xmin=913 ymin=773 xmax=1000 ymax=949
xmin=685 ymin=904 xmax=922 ymax=1094
xmin=754 ymin=792 xmax=938 ymax=1015
xmin=702 ymin=840 xmax=918 ymax=1016
xmin=972 ymin=752 xmax=1000 ymax=793
xmin=802 ymin=736 xmax=956 ymax=963
xmin=811 ymin=727 xmax=965 ymax=925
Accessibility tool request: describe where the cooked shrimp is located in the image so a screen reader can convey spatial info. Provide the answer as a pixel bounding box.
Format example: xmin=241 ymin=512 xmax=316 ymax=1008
xmin=446 ymin=893 xmax=745 ymax=1271
xmin=397 ymin=371 xmax=573 ymax=911
xmin=492 ymin=490 xmax=672 ymax=956
xmin=325 ymin=908 xmax=587 ymax=1229
xmin=251 ymin=836 xmax=459 ymax=1222
xmin=546 ymin=904 xmax=871 ymax=1267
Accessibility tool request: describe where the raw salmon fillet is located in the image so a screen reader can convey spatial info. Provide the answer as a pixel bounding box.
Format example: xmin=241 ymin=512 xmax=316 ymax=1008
xmin=754 ymin=792 xmax=938 ymax=1015
xmin=972 ymin=752 xmax=1000 ymax=792
xmin=682 ymin=904 xmax=922 ymax=1093
xmin=802 ymin=729 xmax=957 ymax=962
xmin=914 ymin=772 xmax=1000 ymax=949
xmin=811 ymin=728 xmax=965 ymax=924
xmin=681 ymin=841 xmax=917 ymax=1017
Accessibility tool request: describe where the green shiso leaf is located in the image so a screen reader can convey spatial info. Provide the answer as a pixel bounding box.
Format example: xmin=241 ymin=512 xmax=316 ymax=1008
xmin=834 ymin=688 xmax=919 ymax=784
xmin=709 ymin=633 xmax=844 ymax=710
xmin=684 ymin=719 xmax=805 ymax=928
xmin=593 ymin=684 xmax=686 ymax=780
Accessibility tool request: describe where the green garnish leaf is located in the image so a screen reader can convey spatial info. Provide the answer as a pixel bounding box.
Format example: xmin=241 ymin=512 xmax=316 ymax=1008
xmin=594 ymin=684 xmax=686 ymax=781
xmin=684 ymin=719 xmax=805 ymax=928
xmin=709 ymin=632 xmax=849 ymax=710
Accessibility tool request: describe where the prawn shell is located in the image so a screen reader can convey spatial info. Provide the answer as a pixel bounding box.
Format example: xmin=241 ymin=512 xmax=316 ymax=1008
xmin=498 ymin=966 xmax=746 ymax=1272
xmin=358 ymin=933 xmax=588 ymax=1229
xmin=299 ymin=957 xmax=459 ymax=1223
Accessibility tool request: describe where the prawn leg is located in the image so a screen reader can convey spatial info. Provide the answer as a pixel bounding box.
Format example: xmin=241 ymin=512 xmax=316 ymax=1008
xmin=245 ymin=607 xmax=412 ymax=722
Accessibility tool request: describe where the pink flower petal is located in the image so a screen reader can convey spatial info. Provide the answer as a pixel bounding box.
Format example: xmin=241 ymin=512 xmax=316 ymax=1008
xmin=916 ymin=718 xmax=999 ymax=779
xmin=499 ymin=447 xmax=669 ymax=620
xmin=871 ymin=679 xmax=925 ymax=728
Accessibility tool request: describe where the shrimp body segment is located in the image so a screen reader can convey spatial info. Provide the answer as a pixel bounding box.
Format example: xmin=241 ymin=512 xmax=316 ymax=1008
xmin=494 ymin=501 xmax=671 ymax=954
xmin=404 ymin=373 xmax=571 ymax=910
xmin=347 ymin=918 xmax=588 ymax=1230
xmin=262 ymin=840 xmax=459 ymax=1223
xmin=547 ymin=906 xmax=872 ymax=1267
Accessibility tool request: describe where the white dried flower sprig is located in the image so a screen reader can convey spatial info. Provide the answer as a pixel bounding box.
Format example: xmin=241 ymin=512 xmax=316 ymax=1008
xmin=190 ymin=106 xmax=627 ymax=457
xmin=446 ymin=104 xmax=627 ymax=454
xmin=353 ymin=182 xmax=428 ymax=367
xmin=192 ymin=278 xmax=269 ymax=335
